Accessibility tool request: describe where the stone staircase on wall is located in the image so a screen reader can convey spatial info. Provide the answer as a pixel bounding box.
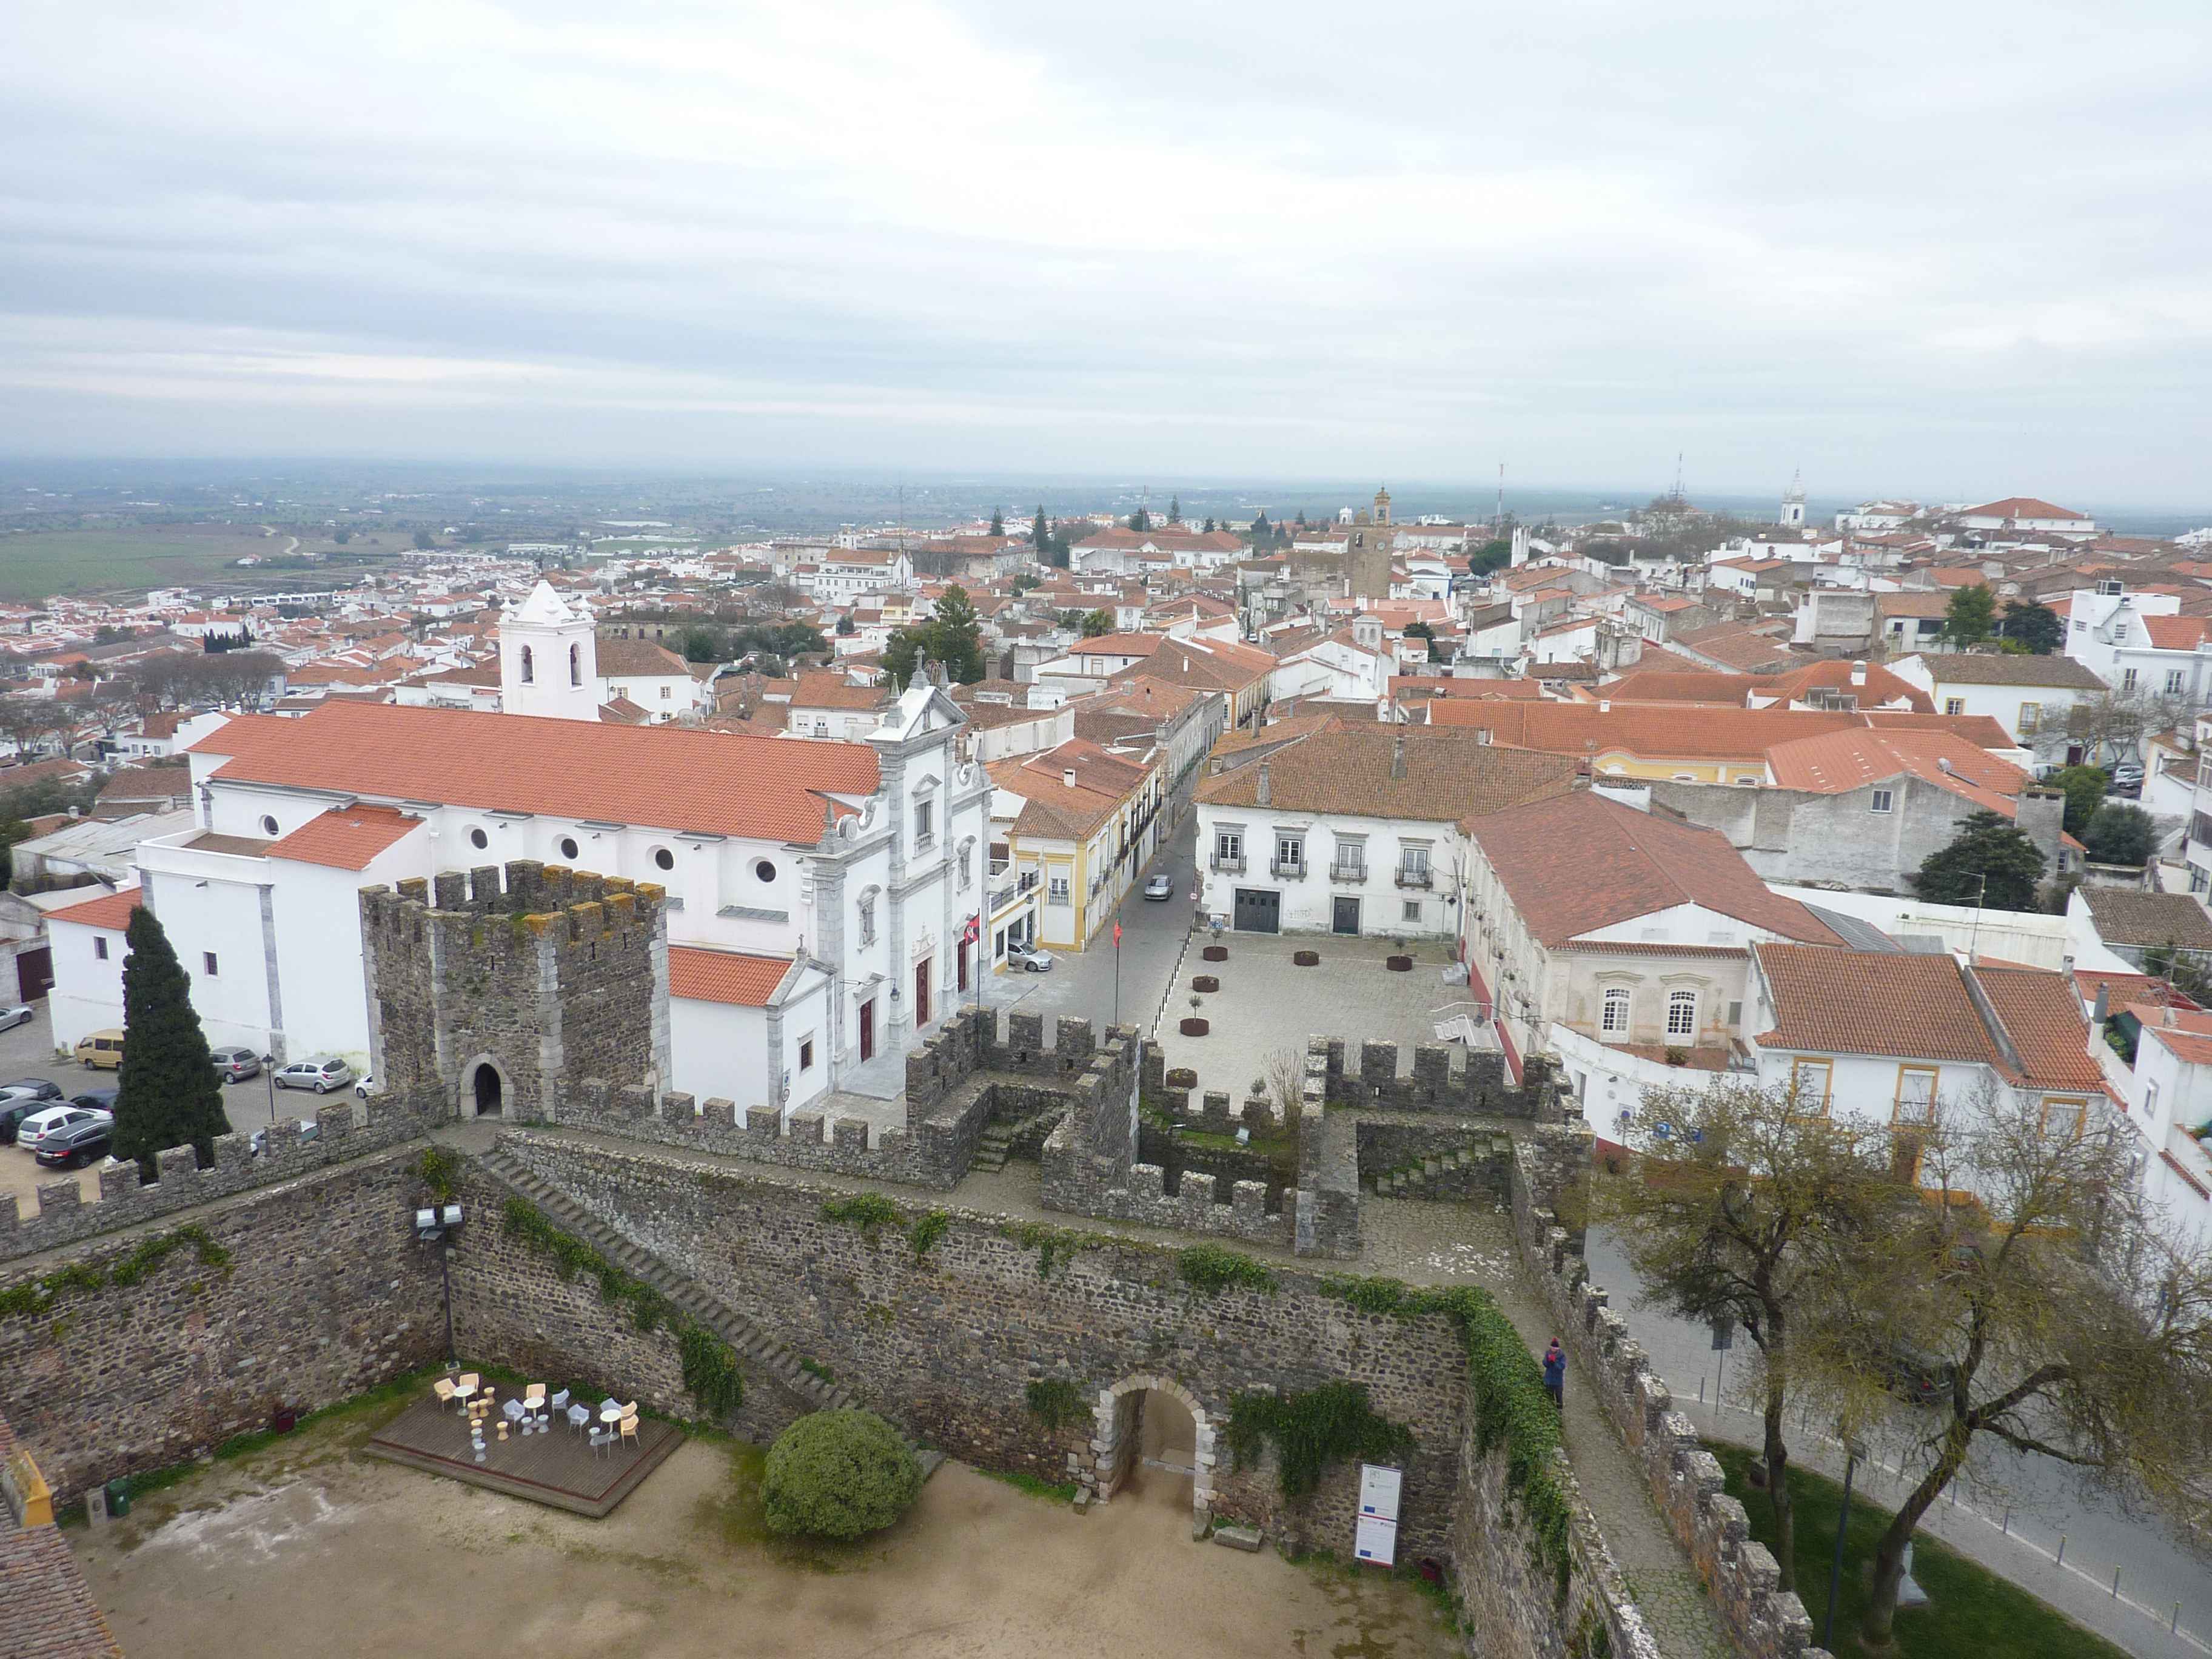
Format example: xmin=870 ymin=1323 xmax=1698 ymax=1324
xmin=475 ymin=1149 xmax=856 ymax=1420
xmin=1370 ymin=1147 xmax=1483 ymax=1201
xmin=970 ymin=1104 xmax=1065 ymax=1173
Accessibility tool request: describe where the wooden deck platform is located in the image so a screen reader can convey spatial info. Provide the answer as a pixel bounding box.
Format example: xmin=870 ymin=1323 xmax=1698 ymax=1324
xmin=366 ymin=1396 xmax=683 ymax=1518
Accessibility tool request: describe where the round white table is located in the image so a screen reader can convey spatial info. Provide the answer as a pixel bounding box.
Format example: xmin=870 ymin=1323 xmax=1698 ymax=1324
xmin=451 ymin=1381 xmax=478 ymax=1412
xmin=599 ymin=1404 xmax=624 ymax=1426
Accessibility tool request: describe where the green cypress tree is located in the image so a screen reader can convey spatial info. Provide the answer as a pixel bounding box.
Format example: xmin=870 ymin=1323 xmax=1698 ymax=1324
xmin=112 ymin=907 xmax=232 ymax=1175
xmin=1030 ymin=505 xmax=1049 ymax=550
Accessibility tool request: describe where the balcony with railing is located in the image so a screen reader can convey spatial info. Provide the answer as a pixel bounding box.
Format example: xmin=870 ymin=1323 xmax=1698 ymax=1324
xmin=1329 ymin=859 xmax=1367 ymax=883
xmin=1395 ymin=864 xmax=1433 ymax=890
xmin=1271 ymin=855 xmax=1307 ymax=880
xmin=1210 ymin=851 xmax=1246 ymax=874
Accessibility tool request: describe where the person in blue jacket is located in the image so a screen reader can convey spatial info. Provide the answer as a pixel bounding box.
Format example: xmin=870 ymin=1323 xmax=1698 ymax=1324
xmin=1542 ymin=1339 xmax=1566 ymax=1409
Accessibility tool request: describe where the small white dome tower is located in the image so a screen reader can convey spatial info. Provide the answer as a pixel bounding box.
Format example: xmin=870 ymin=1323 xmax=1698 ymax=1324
xmin=1780 ymin=470 xmax=1806 ymax=530
xmin=500 ymin=580 xmax=600 ymax=722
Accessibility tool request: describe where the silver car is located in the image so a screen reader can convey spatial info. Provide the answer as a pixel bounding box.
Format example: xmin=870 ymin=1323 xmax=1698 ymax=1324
xmin=0 ymin=1005 xmax=33 ymax=1033
xmin=210 ymin=1046 xmax=262 ymax=1084
xmin=17 ymin=1103 xmax=113 ymax=1153
xmin=273 ymin=1056 xmax=355 ymax=1093
xmin=1005 ymin=940 xmax=1056 ymax=973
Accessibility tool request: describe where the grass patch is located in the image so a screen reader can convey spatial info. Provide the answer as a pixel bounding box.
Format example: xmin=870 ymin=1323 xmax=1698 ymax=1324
xmin=1709 ymin=1443 xmax=2131 ymax=1659
xmin=984 ymin=1468 xmax=1079 ymax=1504
xmin=1175 ymin=1243 xmax=1276 ymax=1297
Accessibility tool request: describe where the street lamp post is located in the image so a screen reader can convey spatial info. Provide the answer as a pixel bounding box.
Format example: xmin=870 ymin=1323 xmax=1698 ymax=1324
xmin=260 ymin=1054 xmax=276 ymax=1124
xmin=1821 ymin=1436 xmax=1867 ymax=1652
xmin=414 ymin=1203 xmax=466 ymax=1368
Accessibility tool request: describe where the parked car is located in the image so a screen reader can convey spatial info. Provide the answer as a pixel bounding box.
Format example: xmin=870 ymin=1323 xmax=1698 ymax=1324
xmin=0 ymin=1079 xmax=65 ymax=1104
xmin=1142 ymin=874 xmax=1175 ymax=901
xmin=70 ymin=1089 xmax=118 ymax=1114
xmin=250 ymin=1119 xmax=320 ymax=1158
xmin=0 ymin=1099 xmax=53 ymax=1144
xmin=2110 ymin=762 xmax=2145 ymax=795
xmin=1005 ymin=940 xmax=1056 ymax=973
xmin=73 ymin=1029 xmax=126 ymax=1070
xmin=355 ymin=1071 xmax=373 ymax=1100
xmin=17 ymin=1104 xmax=112 ymax=1155
xmin=1879 ymin=1343 xmax=1958 ymax=1407
xmin=0 ymin=1005 xmax=33 ymax=1033
xmin=273 ymin=1056 xmax=355 ymax=1093
xmin=33 ymin=1114 xmax=111 ymax=1169
xmin=210 ymin=1046 xmax=263 ymax=1084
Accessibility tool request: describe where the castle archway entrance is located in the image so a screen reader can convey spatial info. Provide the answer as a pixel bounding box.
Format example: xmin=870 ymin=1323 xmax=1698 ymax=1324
xmin=1092 ymin=1375 xmax=1213 ymax=1529
xmin=470 ymin=1061 xmax=504 ymax=1118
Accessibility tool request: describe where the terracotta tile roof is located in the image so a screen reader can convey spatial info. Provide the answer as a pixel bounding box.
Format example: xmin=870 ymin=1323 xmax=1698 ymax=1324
xmin=2080 ymin=888 xmax=2212 ymax=951
xmin=1754 ymin=945 xmax=2104 ymax=1088
xmin=1971 ymin=967 xmax=2107 ymax=1089
xmin=595 ymin=638 xmax=693 ymax=677
xmin=0 ymin=1411 xmax=122 ymax=1658
xmin=1959 ymin=497 xmax=2088 ymax=521
xmin=1753 ymin=660 xmax=1935 ymax=711
xmin=1906 ymin=652 xmax=2106 ymax=688
xmin=1469 ymin=792 xmax=1845 ymax=948
xmin=1755 ymin=945 xmax=2000 ymax=1064
xmin=789 ymin=671 xmax=887 ymax=711
xmin=2132 ymin=1005 xmax=2212 ymax=1066
xmin=267 ymin=804 xmax=424 ymax=870
xmin=45 ymin=887 xmax=141 ymax=930
xmin=1198 ymin=725 xmax=1574 ymax=823
xmin=668 ymin=945 xmax=794 ymax=1007
xmin=186 ymin=700 xmax=879 ymax=842
xmin=2143 ymin=615 xmax=2212 ymax=650
xmin=1763 ymin=729 xmax=2031 ymax=813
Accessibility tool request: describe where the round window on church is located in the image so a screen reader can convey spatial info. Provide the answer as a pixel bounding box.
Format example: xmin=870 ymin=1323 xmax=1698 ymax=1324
xmin=469 ymin=828 xmax=488 ymax=850
xmin=260 ymin=814 xmax=278 ymax=836
xmin=754 ymin=859 xmax=776 ymax=883
xmin=558 ymin=836 xmax=579 ymax=861
xmin=654 ymin=846 xmax=675 ymax=871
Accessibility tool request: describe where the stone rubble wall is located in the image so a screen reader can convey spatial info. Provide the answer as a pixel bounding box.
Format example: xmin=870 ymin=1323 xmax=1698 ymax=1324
xmin=1508 ymin=1124 xmax=1833 ymax=1659
xmin=0 ymin=1145 xmax=443 ymax=1504
xmin=1356 ymin=1119 xmax=1516 ymax=1200
xmin=488 ymin=1130 xmax=1467 ymax=1555
xmin=0 ymin=1098 xmax=431 ymax=1264
xmin=1298 ymin=1037 xmax=1565 ymax=1120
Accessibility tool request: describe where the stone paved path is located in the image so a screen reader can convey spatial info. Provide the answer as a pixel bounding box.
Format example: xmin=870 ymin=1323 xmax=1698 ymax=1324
xmin=1369 ymin=1198 xmax=1731 ymax=1659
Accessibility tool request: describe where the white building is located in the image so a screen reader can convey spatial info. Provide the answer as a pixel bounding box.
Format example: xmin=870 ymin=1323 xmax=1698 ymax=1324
xmin=45 ymin=683 xmax=991 ymax=1120
xmin=2064 ymin=584 xmax=2212 ymax=711
xmin=1194 ymin=723 xmax=1576 ymax=940
xmin=1889 ymin=651 xmax=2108 ymax=759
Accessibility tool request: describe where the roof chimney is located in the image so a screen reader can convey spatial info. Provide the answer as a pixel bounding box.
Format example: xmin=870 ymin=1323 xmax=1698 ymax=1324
xmin=1391 ymin=728 xmax=1407 ymax=780
xmin=1598 ymin=698 xmax=1610 ymax=714
xmin=1851 ymin=660 xmax=1867 ymax=686
xmin=1062 ymin=767 xmax=1076 ymax=789
xmin=1256 ymin=757 xmax=1271 ymax=806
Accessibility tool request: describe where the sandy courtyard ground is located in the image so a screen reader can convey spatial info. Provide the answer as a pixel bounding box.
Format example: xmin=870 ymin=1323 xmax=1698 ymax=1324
xmin=76 ymin=1408 xmax=1456 ymax=1659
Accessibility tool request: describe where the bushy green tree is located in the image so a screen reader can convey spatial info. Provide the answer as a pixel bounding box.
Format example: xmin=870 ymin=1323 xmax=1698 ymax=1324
xmin=2000 ymin=598 xmax=2063 ymax=654
xmin=883 ymin=584 xmax=987 ymax=685
xmin=2051 ymin=765 xmax=2106 ymax=836
xmin=1942 ymin=583 xmax=1996 ymax=644
xmin=1030 ymin=505 xmax=1049 ymax=551
xmin=1913 ymin=809 xmax=2045 ymax=910
xmin=988 ymin=506 xmax=1004 ymax=537
xmin=412 ymin=529 xmax=435 ymax=550
xmin=1080 ymin=609 xmax=1113 ymax=637
xmin=2083 ymin=801 xmax=2155 ymax=866
xmin=112 ymin=908 xmax=230 ymax=1176
xmin=1469 ymin=538 xmax=1512 ymax=577
xmin=763 ymin=1410 xmax=922 ymax=1540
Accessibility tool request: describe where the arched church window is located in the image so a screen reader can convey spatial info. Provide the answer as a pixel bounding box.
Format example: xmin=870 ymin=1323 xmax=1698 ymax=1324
xmin=570 ymin=643 xmax=582 ymax=686
xmin=520 ymin=645 xmax=534 ymax=684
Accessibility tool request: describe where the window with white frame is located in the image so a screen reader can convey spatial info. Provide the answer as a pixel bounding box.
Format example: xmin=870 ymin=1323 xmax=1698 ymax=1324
xmin=1215 ymin=830 xmax=1242 ymax=866
xmin=1666 ymin=990 xmax=1697 ymax=1038
xmin=2167 ymin=669 xmax=2188 ymax=695
xmin=1791 ymin=1059 xmax=1832 ymax=1113
xmin=1600 ymin=987 xmax=1631 ymax=1035
xmin=1275 ymin=834 xmax=1304 ymax=873
xmin=857 ymin=895 xmax=877 ymax=945
xmin=2016 ymin=702 xmax=2040 ymax=734
xmin=1403 ymin=900 xmax=1421 ymax=923
xmin=1869 ymin=788 xmax=1894 ymax=814
xmin=1048 ymin=874 xmax=1070 ymax=905
xmin=2123 ymin=668 xmax=2139 ymax=692
xmin=1399 ymin=843 xmax=1430 ymax=883
xmin=1945 ymin=697 xmax=1966 ymax=716
xmin=2143 ymin=1079 xmax=2160 ymax=1123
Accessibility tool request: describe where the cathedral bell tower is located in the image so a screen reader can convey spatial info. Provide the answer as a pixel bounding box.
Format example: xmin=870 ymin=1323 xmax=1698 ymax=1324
xmin=500 ymin=580 xmax=600 ymax=722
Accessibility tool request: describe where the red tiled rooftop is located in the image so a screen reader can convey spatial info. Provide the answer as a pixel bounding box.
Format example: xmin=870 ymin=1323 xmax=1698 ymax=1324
xmin=668 ymin=946 xmax=793 ymax=1008
xmin=267 ymin=805 xmax=424 ymax=870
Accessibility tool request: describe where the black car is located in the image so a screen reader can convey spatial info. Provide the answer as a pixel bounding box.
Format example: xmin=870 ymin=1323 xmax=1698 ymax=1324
xmin=0 ymin=1099 xmax=48 ymax=1145
xmin=33 ymin=1115 xmax=111 ymax=1169
xmin=70 ymin=1088 xmax=118 ymax=1114
xmin=1880 ymin=1344 xmax=1958 ymax=1407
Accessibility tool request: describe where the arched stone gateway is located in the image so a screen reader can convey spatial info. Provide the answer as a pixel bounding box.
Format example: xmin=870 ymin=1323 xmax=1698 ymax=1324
xmin=1090 ymin=1374 xmax=1215 ymax=1531
xmin=458 ymin=1053 xmax=510 ymax=1119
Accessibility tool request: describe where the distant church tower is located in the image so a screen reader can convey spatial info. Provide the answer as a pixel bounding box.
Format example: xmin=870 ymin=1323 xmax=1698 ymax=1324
xmin=1347 ymin=484 xmax=1395 ymax=600
xmin=1780 ymin=471 xmax=1806 ymax=530
xmin=500 ymin=580 xmax=600 ymax=722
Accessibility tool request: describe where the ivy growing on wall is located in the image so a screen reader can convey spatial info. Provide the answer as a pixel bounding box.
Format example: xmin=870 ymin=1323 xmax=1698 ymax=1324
xmin=908 ymin=1209 xmax=950 ymax=1261
xmin=1175 ymin=1244 xmax=1276 ymax=1298
xmin=0 ymin=1222 xmax=231 ymax=1321
xmin=819 ymin=1193 xmax=903 ymax=1239
xmin=994 ymin=1219 xmax=1118 ymax=1281
xmin=501 ymin=1198 xmax=743 ymax=1421
xmin=414 ymin=1146 xmax=463 ymax=1204
xmin=1319 ymin=1273 xmax=1574 ymax=1594
xmin=1024 ymin=1378 xmax=1087 ymax=1430
xmin=1223 ymin=1381 xmax=1414 ymax=1499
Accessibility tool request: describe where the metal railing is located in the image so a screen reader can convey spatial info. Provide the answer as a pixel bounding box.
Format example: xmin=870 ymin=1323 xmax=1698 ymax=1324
xmin=1271 ymin=857 xmax=1306 ymax=879
xmin=1210 ymin=854 xmax=1245 ymax=874
xmin=1395 ymin=867 xmax=1433 ymax=890
xmin=1329 ymin=861 xmax=1367 ymax=883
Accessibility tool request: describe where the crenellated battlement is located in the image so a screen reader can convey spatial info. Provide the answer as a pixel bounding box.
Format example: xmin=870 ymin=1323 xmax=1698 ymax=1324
xmin=0 ymin=1097 xmax=423 ymax=1263
xmin=361 ymin=860 xmax=666 ymax=1124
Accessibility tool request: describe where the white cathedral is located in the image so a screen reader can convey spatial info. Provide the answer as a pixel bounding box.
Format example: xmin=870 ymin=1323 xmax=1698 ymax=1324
xmin=497 ymin=580 xmax=707 ymax=723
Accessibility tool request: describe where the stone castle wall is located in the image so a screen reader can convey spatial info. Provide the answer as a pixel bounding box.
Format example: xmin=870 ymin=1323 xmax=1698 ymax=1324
xmin=361 ymin=860 xmax=664 ymax=1121
xmin=1508 ymin=1124 xmax=1834 ymax=1659
xmin=0 ymin=1099 xmax=428 ymax=1264
xmin=0 ymin=1145 xmax=443 ymax=1503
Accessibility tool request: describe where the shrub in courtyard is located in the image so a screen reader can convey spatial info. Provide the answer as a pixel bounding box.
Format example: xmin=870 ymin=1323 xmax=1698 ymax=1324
xmin=763 ymin=1409 xmax=922 ymax=1540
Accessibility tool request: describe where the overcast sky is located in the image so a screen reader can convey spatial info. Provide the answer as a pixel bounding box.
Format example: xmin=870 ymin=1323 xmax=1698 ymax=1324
xmin=2 ymin=1 xmax=2208 ymax=503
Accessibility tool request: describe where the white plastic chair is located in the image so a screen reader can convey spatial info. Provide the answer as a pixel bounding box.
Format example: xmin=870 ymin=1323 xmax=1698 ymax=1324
xmin=566 ymin=1403 xmax=591 ymax=1436
xmin=588 ymin=1427 xmax=615 ymax=1458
